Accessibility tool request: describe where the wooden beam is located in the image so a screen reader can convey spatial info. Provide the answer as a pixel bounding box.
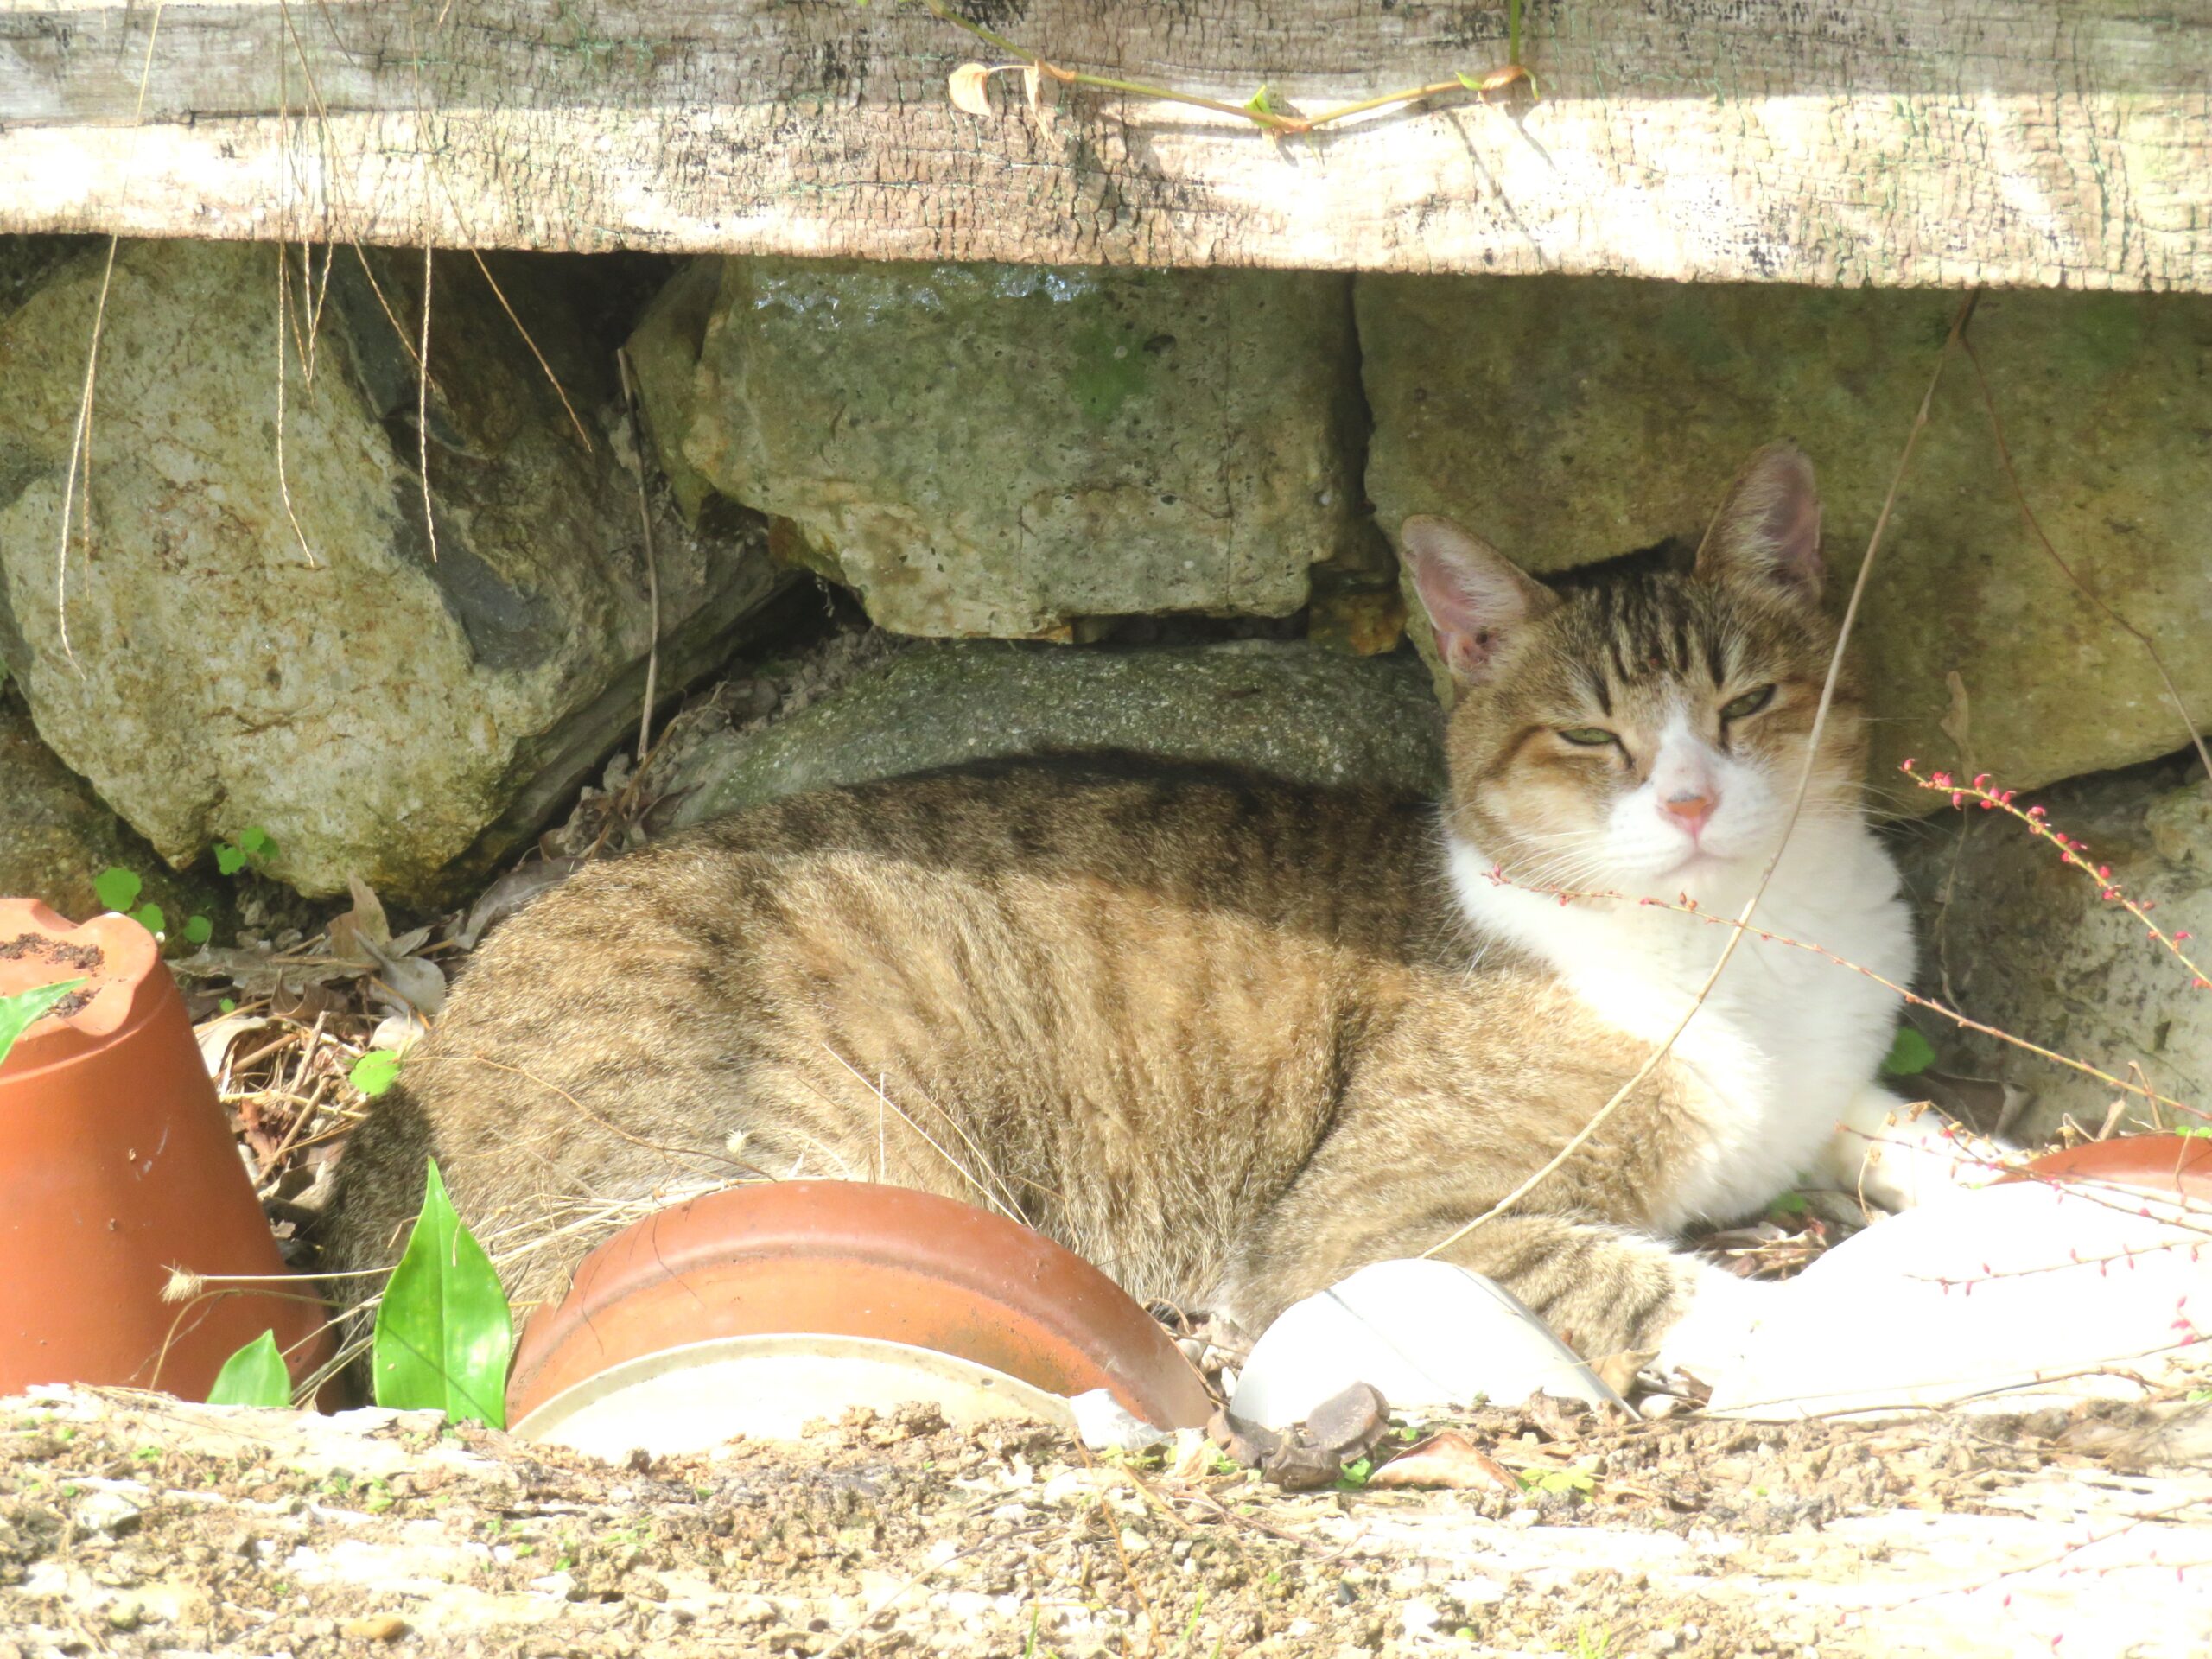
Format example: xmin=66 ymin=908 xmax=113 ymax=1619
xmin=4 ymin=1 xmax=2208 ymax=289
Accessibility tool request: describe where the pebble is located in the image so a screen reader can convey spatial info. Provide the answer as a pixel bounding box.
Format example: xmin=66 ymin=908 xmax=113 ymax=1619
xmin=105 ymin=1597 xmax=143 ymax=1632
xmin=340 ymin=1613 xmax=410 ymax=1641
xmin=74 ymin=1488 xmax=146 ymax=1536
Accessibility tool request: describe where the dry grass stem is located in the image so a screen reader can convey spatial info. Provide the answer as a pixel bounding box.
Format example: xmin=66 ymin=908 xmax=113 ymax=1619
xmin=817 ymin=1046 xmax=1023 ymax=1220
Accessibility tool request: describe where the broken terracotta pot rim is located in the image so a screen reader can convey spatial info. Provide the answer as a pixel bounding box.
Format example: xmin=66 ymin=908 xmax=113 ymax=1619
xmin=506 ymin=1179 xmax=1215 ymax=1433
xmin=0 ymin=899 xmax=163 ymax=1070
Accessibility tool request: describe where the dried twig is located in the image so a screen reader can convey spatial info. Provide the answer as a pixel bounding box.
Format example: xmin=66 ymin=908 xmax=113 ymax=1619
xmin=1904 ymin=765 xmax=2210 ymax=991
xmin=916 ymin=0 xmax=1535 ymax=135
xmin=615 ymin=346 xmax=661 ymax=760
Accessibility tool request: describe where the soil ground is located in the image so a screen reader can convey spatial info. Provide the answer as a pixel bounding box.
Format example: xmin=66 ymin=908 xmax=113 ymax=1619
xmin=5 ymin=1385 xmax=2209 ymax=1659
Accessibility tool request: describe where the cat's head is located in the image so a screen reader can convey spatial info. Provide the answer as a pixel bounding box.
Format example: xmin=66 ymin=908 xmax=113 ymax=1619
xmin=1401 ymin=441 xmax=1866 ymax=896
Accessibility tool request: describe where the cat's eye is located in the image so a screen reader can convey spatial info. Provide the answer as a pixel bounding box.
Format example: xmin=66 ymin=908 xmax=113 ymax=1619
xmin=1557 ymin=727 xmax=1616 ymax=747
xmin=1720 ymin=685 xmax=1776 ymax=721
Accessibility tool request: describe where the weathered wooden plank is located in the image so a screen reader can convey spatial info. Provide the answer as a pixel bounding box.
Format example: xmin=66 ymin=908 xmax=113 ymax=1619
xmin=3 ymin=1 xmax=2207 ymax=289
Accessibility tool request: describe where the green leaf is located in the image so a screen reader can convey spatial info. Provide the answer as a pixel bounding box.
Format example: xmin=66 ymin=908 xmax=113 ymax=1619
xmin=238 ymin=827 xmax=277 ymax=860
xmin=207 ymin=1331 xmax=293 ymax=1407
xmin=1335 ymin=1455 xmax=1372 ymax=1490
xmin=92 ymin=867 xmax=143 ymax=912
xmin=1769 ymin=1192 xmax=1809 ymax=1217
xmin=1455 ymin=70 xmax=1484 ymax=91
xmin=0 ymin=980 xmax=86 ymax=1072
xmin=219 ymin=997 xmax=238 ymax=1014
xmin=372 ymin=1159 xmax=512 ymax=1427
xmin=215 ymin=844 xmax=249 ymax=877
xmin=131 ymin=903 xmax=166 ymax=937
xmin=350 ymin=1050 xmax=402 ymax=1098
xmin=1881 ymin=1026 xmax=1937 ymax=1077
xmin=1522 ymin=1464 xmax=1599 ymax=1496
xmin=183 ymin=914 xmax=214 ymax=946
xmin=1242 ymin=83 xmax=1281 ymax=116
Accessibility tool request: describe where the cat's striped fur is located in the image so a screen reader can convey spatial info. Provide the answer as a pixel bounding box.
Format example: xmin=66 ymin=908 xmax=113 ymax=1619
xmin=321 ymin=442 xmax=1924 ymax=1376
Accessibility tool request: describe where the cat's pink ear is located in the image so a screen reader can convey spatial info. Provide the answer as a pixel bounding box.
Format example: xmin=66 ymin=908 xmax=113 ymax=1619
xmin=1399 ymin=516 xmax=1557 ymax=684
xmin=1694 ymin=441 xmax=1823 ymax=604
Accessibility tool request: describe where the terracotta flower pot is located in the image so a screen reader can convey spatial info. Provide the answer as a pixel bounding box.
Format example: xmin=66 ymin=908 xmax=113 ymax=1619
xmin=507 ymin=1179 xmax=1214 ymax=1432
xmin=0 ymin=899 xmax=329 ymax=1399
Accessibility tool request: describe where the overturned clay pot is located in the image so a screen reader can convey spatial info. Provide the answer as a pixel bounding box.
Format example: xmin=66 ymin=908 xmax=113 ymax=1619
xmin=0 ymin=899 xmax=329 ymax=1400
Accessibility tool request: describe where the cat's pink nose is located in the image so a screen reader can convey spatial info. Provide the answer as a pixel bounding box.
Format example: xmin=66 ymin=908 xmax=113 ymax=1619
xmin=1662 ymin=791 xmax=1715 ymax=833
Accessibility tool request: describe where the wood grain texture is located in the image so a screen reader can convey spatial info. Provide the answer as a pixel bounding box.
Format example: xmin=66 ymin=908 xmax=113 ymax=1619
xmin=3 ymin=1 xmax=2207 ymax=289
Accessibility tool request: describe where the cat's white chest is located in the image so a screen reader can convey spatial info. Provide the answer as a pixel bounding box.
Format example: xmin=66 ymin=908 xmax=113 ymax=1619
xmin=1449 ymin=830 xmax=1913 ymax=1229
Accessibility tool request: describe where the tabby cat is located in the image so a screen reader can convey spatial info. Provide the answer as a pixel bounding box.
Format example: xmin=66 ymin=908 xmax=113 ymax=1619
xmin=321 ymin=442 xmax=1979 ymax=1380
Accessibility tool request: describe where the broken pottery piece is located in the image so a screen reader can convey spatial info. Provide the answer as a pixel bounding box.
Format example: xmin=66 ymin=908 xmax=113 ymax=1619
xmin=1707 ymin=1176 xmax=2211 ymax=1420
xmin=1227 ymin=1259 xmax=1626 ymax=1430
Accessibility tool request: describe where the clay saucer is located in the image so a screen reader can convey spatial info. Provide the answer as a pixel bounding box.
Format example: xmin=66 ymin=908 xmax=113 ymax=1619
xmin=505 ymin=1179 xmax=1213 ymax=1434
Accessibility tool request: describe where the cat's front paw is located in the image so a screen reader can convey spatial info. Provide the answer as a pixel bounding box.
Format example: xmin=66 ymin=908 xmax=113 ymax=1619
xmin=1654 ymin=1263 xmax=1778 ymax=1388
xmin=1821 ymin=1086 xmax=2014 ymax=1212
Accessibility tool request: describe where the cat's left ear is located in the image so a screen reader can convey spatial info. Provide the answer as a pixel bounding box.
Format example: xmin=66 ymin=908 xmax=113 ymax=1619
xmin=1694 ymin=440 xmax=1822 ymax=605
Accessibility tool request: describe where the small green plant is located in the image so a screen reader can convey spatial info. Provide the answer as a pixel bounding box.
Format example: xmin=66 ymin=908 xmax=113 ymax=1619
xmin=372 ymin=1159 xmax=513 ymax=1427
xmin=0 ymin=979 xmax=84 ymax=1071
xmin=350 ymin=1050 xmax=403 ymax=1097
xmin=1881 ymin=1024 xmax=1936 ymax=1077
xmin=1768 ymin=1191 xmax=1810 ymax=1219
xmin=214 ymin=826 xmax=278 ymax=877
xmin=207 ymin=1330 xmax=293 ymax=1408
xmin=91 ymin=867 xmax=213 ymax=945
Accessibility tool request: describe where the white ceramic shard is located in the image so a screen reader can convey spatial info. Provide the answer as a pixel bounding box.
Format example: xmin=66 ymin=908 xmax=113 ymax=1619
xmin=1707 ymin=1179 xmax=2212 ymax=1420
xmin=1228 ymin=1258 xmax=1626 ymax=1430
xmin=512 ymin=1333 xmax=1077 ymax=1457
